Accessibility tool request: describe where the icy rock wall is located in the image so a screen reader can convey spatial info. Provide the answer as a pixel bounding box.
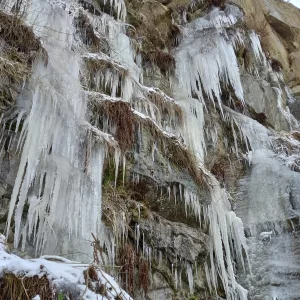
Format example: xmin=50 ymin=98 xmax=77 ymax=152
xmin=0 ymin=0 xmax=251 ymax=298
xmin=0 ymin=0 xmax=109 ymax=257
xmin=2 ymin=0 xmax=300 ymax=299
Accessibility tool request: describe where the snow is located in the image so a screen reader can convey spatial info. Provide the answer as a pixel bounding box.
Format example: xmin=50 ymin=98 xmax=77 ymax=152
xmin=259 ymin=231 xmax=273 ymax=241
xmin=0 ymin=235 xmax=132 ymax=300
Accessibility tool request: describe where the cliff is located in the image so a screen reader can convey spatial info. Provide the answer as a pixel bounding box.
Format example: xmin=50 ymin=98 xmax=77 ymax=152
xmin=0 ymin=0 xmax=300 ymax=299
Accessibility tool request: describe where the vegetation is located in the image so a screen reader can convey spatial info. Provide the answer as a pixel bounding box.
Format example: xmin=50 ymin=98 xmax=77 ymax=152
xmin=0 ymin=11 xmax=47 ymax=113
xmin=74 ymin=11 xmax=108 ymax=52
xmin=0 ymin=273 xmax=54 ymax=300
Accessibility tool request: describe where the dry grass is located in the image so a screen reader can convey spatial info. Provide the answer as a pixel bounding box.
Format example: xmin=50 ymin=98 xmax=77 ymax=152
xmin=83 ymin=56 xmax=128 ymax=95
xmin=119 ymin=243 xmax=135 ymax=295
xmin=0 ymin=273 xmax=54 ymax=300
xmin=84 ymin=56 xmax=128 ymax=77
xmin=0 ymin=11 xmax=42 ymax=54
xmin=91 ymin=233 xmax=105 ymax=265
xmin=125 ymin=0 xmax=179 ymax=65
xmin=0 ymin=56 xmax=28 ymax=84
xmin=118 ymin=242 xmax=150 ymax=297
xmin=144 ymin=50 xmax=176 ymax=75
xmin=74 ymin=11 xmax=107 ymax=52
xmin=168 ymin=24 xmax=182 ymax=47
xmin=138 ymin=258 xmax=149 ymax=295
xmin=0 ymin=11 xmax=47 ymax=113
xmin=96 ymin=100 xmax=135 ymax=151
xmin=102 ymin=181 xmax=134 ymax=248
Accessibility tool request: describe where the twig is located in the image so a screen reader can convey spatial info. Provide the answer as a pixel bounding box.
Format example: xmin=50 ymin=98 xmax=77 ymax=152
xmin=20 ymin=278 xmax=30 ymax=300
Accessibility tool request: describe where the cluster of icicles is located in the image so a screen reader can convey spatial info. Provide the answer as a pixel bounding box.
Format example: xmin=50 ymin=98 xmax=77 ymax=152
xmin=1 ymin=0 xmax=295 ymax=298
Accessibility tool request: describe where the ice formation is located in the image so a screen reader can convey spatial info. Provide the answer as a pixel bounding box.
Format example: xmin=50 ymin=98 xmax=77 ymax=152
xmin=174 ymin=6 xmax=244 ymax=112
xmin=249 ymin=31 xmax=266 ymax=64
xmin=1 ymin=0 xmax=287 ymax=298
xmin=1 ymin=0 xmax=114 ymax=258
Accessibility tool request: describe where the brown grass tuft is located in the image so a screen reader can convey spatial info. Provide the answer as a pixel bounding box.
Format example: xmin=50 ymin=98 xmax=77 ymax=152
xmin=138 ymin=258 xmax=149 ymax=295
xmin=168 ymin=24 xmax=182 ymax=47
xmin=0 ymin=11 xmax=42 ymax=54
xmin=145 ymin=50 xmax=176 ymax=75
xmin=0 ymin=273 xmax=54 ymax=300
xmin=119 ymin=243 xmax=135 ymax=295
xmin=94 ymin=100 xmax=135 ymax=151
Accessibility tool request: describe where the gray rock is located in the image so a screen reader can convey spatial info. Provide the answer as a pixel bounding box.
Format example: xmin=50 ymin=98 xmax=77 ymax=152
xmin=241 ymin=75 xmax=290 ymax=131
xmin=139 ymin=214 xmax=210 ymax=264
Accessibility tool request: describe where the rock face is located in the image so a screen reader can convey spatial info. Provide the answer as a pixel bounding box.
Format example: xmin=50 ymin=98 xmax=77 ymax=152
xmin=1 ymin=0 xmax=300 ymax=300
xmin=138 ymin=215 xmax=210 ymax=263
xmin=232 ymin=0 xmax=300 ymax=116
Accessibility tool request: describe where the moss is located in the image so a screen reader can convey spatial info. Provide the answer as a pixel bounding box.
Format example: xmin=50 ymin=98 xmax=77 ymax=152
xmin=103 ymin=160 xmax=117 ymax=187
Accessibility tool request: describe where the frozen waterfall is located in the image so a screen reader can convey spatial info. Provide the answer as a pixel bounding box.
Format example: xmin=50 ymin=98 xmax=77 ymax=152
xmin=2 ymin=0 xmax=300 ymax=299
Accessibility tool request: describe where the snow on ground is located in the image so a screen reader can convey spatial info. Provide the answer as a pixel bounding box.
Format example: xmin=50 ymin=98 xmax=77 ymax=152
xmin=0 ymin=234 xmax=132 ymax=300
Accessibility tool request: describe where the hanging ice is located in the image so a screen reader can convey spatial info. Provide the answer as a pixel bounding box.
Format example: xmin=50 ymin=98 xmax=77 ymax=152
xmin=2 ymin=0 xmax=111 ymax=259
xmin=249 ymin=31 xmax=266 ymax=64
xmin=173 ymin=6 xmax=249 ymax=298
xmin=175 ymin=9 xmax=244 ymax=112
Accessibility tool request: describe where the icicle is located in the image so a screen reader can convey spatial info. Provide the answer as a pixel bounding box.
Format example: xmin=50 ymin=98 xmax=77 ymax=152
xmin=122 ymin=155 xmax=126 ymax=185
xmin=175 ymin=266 xmax=178 ymax=289
xmin=186 ymin=262 xmax=194 ymax=294
xmin=103 ymin=0 xmax=126 ymax=21
xmin=137 ymin=203 xmax=141 ymax=220
xmin=114 ymin=149 xmax=121 ymax=186
xmin=249 ymin=31 xmax=266 ymax=64
xmin=173 ymin=184 xmax=177 ymax=205
xmin=159 ymin=251 xmax=162 ymax=267
xmin=273 ymin=87 xmax=299 ymax=130
xmin=175 ymin=9 xmax=244 ymax=113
